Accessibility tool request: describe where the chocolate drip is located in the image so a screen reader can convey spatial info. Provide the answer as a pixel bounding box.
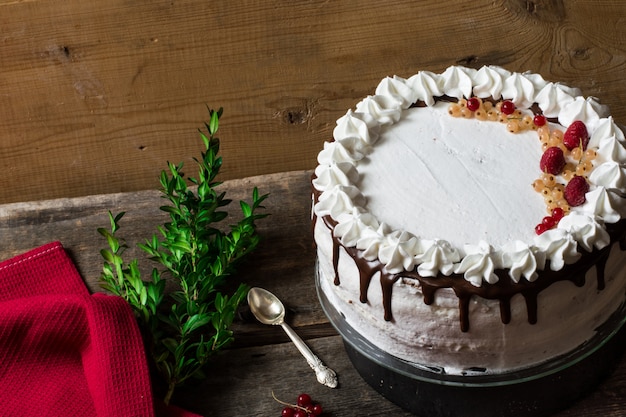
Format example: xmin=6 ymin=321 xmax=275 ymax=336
xmin=595 ymin=248 xmax=610 ymax=291
xmin=379 ymin=270 xmax=401 ymax=321
xmin=499 ymin=299 xmax=512 ymax=325
xmin=524 ymin=293 xmax=539 ymax=325
xmin=332 ymin=237 xmax=341 ymax=285
xmin=325 ymin=225 xmax=387 ymax=303
xmin=314 ymin=185 xmax=626 ymax=332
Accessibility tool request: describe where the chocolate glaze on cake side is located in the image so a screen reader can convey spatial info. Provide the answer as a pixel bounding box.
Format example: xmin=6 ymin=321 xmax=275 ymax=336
xmin=312 ymin=197 xmax=626 ymax=332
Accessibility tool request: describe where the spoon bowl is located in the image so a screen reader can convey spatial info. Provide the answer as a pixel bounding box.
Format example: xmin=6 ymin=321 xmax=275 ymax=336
xmin=247 ymin=287 xmax=285 ymax=325
xmin=247 ymin=287 xmax=338 ymax=388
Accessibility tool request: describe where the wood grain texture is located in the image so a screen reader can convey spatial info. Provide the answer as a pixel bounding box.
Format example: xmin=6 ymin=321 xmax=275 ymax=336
xmin=0 ymin=170 xmax=624 ymax=416
xmin=1 ymin=0 xmax=625 ymax=203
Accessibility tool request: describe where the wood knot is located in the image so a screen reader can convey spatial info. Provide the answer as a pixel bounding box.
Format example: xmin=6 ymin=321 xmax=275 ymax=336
xmin=502 ymin=0 xmax=565 ymax=22
xmin=280 ymin=107 xmax=309 ymax=125
xmin=456 ymin=55 xmax=480 ymax=67
xmin=526 ymin=0 xmax=538 ymax=13
xmin=572 ymin=47 xmax=591 ymax=61
xmin=60 ymin=46 xmax=71 ymax=58
xmin=42 ymin=44 xmax=74 ymax=63
xmin=271 ymin=97 xmax=316 ymax=127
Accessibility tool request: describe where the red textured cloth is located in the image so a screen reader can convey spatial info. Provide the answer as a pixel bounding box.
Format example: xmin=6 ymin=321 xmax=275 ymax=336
xmin=0 ymin=242 xmax=201 ymax=417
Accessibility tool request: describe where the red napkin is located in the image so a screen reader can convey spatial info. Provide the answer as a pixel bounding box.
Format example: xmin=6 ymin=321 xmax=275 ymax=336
xmin=0 ymin=242 xmax=201 ymax=417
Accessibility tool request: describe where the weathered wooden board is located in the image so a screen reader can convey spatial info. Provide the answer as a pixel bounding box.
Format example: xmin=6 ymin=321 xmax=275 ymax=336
xmin=0 ymin=170 xmax=624 ymax=416
xmin=1 ymin=0 xmax=625 ymax=204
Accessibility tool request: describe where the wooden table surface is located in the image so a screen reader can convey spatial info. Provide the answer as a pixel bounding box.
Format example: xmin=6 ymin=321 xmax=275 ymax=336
xmin=1 ymin=170 xmax=624 ymax=417
xmin=4 ymin=1 xmax=626 ymax=205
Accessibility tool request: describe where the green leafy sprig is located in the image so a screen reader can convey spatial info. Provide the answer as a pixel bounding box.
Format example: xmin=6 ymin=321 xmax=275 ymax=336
xmin=98 ymin=108 xmax=269 ymax=405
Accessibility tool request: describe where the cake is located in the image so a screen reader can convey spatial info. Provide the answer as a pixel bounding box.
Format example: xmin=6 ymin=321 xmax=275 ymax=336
xmin=312 ymin=65 xmax=626 ymax=377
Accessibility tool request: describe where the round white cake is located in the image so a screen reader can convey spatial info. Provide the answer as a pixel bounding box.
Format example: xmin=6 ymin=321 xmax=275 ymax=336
xmin=312 ymin=65 xmax=626 ymax=375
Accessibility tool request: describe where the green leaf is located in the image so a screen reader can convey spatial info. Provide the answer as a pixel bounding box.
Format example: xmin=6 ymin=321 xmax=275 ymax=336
xmin=183 ymin=314 xmax=211 ymax=334
xmin=154 ymin=349 xmax=170 ymax=364
xmin=199 ymin=131 xmax=210 ymax=150
xmin=209 ymin=109 xmax=219 ymax=136
xmin=100 ymin=248 xmax=114 ymax=263
xmin=105 ymin=233 xmax=120 ymax=253
xmin=162 ymin=338 xmax=179 ymax=354
xmin=214 ymin=293 xmax=225 ymax=311
xmin=160 ymin=361 xmax=173 ymax=381
xmin=160 ymin=205 xmax=182 ymax=217
xmin=139 ymin=286 xmax=148 ymax=306
xmin=240 ymin=200 xmax=252 ymax=217
xmin=100 ymin=283 xmax=119 ymax=294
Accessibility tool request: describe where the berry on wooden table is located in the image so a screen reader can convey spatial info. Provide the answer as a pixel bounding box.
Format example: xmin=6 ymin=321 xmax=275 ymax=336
xmin=312 ymin=404 xmax=324 ymax=416
xmin=273 ymin=391 xmax=325 ymax=416
xmin=297 ymin=394 xmax=312 ymax=407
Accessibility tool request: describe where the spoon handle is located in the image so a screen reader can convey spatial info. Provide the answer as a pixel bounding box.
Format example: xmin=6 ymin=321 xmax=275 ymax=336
xmin=280 ymin=322 xmax=338 ymax=388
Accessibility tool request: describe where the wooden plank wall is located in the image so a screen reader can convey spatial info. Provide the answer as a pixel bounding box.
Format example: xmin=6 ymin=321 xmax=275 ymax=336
xmin=1 ymin=0 xmax=625 ymax=204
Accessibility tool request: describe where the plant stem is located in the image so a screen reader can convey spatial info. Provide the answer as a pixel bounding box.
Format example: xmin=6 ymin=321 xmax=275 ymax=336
xmin=164 ymin=381 xmax=177 ymax=405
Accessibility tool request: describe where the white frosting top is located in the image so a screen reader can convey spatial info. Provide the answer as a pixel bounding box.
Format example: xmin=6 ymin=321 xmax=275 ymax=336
xmin=313 ymin=65 xmax=626 ymax=286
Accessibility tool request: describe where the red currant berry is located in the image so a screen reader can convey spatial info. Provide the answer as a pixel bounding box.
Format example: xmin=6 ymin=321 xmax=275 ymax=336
xmin=533 ymin=114 xmax=547 ymax=127
xmin=297 ymin=394 xmax=312 ymax=407
xmin=282 ymin=407 xmax=295 ymax=417
xmin=293 ymin=410 xmax=307 ymax=417
xmin=467 ymin=97 xmax=480 ymax=111
xmin=535 ymin=223 xmax=548 ymax=235
xmin=312 ymin=404 xmax=324 ymax=416
xmin=542 ymin=216 xmax=556 ymax=229
xmin=551 ymin=207 xmax=565 ymax=221
xmin=500 ymin=100 xmax=515 ymax=115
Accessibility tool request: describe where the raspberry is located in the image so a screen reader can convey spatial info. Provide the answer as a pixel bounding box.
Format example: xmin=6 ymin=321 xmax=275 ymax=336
xmin=564 ymin=175 xmax=589 ymax=207
xmin=540 ymin=147 xmax=566 ymax=175
xmin=563 ymin=121 xmax=589 ymax=150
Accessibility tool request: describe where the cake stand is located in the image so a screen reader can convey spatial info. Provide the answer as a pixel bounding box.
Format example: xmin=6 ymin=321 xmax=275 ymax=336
xmin=316 ymin=266 xmax=626 ymax=417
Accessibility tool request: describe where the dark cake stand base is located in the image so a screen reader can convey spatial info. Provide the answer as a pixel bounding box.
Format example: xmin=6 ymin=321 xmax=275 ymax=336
xmin=317 ymin=269 xmax=626 ymax=417
xmin=343 ymin=328 xmax=625 ymax=417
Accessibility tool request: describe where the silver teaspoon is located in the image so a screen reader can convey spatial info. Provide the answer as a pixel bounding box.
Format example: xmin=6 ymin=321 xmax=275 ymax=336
xmin=247 ymin=287 xmax=338 ymax=388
